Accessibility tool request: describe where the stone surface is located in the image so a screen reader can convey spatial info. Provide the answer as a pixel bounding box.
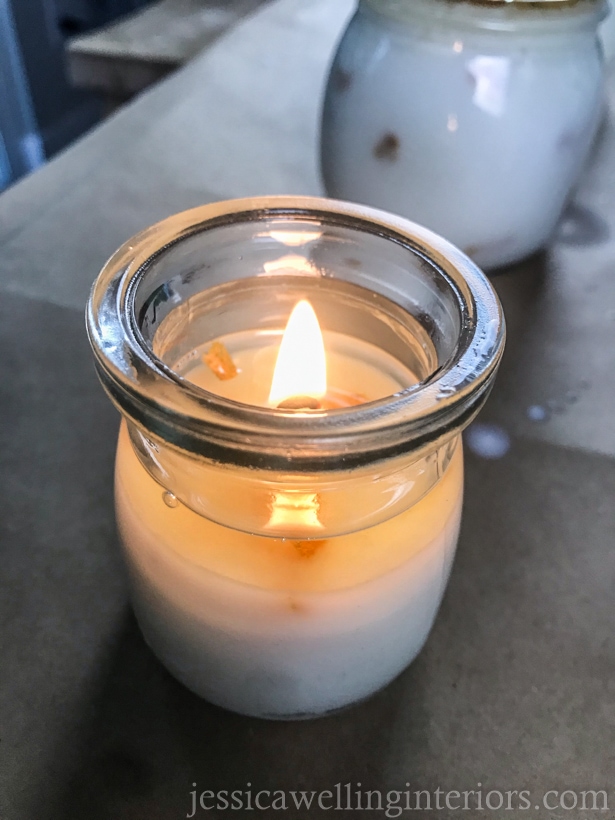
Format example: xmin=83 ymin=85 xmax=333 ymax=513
xmin=1 ymin=0 xmax=614 ymax=818
xmin=0 ymin=0 xmax=349 ymax=312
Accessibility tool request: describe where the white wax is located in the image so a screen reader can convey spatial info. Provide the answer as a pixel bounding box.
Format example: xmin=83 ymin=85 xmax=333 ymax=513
xmin=115 ymin=330 xmax=463 ymax=718
xmin=322 ymin=6 xmax=604 ymax=268
xmin=115 ymin=424 xmax=463 ymax=718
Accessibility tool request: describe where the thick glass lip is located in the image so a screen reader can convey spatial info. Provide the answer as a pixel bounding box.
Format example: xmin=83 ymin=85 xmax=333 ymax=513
xmin=362 ymin=0 xmax=607 ymax=33
xmin=87 ymin=197 xmax=505 ymax=470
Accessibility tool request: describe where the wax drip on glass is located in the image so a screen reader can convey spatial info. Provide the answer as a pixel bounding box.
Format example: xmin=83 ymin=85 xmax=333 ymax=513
xmin=269 ymin=300 xmax=365 ymax=411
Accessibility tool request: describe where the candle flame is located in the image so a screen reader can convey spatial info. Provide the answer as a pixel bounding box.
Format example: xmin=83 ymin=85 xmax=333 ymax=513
xmin=268 ymin=300 xmax=327 ymax=407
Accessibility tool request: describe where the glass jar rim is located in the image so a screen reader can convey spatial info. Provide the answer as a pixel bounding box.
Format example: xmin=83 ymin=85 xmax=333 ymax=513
xmin=436 ymin=0 xmax=600 ymax=5
xmin=362 ymin=0 xmax=607 ymax=33
xmin=87 ymin=197 xmax=505 ymax=471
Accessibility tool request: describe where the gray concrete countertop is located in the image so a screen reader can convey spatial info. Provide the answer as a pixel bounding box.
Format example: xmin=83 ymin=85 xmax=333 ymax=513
xmin=1 ymin=1 xmax=614 ymax=818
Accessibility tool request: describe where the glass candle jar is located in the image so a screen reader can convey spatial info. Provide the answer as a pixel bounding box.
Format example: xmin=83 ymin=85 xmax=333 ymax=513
xmin=321 ymin=0 xmax=607 ymax=270
xmin=86 ymin=196 xmax=504 ymax=719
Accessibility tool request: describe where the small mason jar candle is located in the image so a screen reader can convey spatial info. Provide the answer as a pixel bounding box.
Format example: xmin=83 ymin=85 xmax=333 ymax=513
xmin=321 ymin=0 xmax=607 ymax=270
xmin=87 ymin=197 xmax=504 ymax=719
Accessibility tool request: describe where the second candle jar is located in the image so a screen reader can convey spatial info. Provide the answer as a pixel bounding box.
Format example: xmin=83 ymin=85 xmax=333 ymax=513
xmin=87 ymin=197 xmax=505 ymax=719
xmin=321 ymin=0 xmax=606 ymax=270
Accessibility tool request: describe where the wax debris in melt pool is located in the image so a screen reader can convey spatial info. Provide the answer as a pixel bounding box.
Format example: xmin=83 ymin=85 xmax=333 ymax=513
xmin=293 ymin=540 xmax=328 ymax=558
xmin=203 ymin=341 xmax=238 ymax=381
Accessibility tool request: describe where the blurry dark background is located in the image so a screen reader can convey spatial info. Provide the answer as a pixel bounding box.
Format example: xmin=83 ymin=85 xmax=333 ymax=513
xmin=0 ymin=0 xmax=148 ymax=189
xmin=0 ymin=0 xmax=267 ymax=191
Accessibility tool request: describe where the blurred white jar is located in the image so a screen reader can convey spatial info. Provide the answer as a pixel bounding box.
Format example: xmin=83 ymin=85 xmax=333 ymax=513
xmin=600 ymin=1 xmax=615 ymax=61
xmin=321 ymin=0 xmax=606 ymax=269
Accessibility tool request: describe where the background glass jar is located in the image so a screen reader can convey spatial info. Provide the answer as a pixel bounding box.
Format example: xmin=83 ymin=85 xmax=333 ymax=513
xmin=321 ymin=0 xmax=607 ymax=270
xmin=601 ymin=0 xmax=615 ymax=60
xmin=87 ymin=197 xmax=505 ymax=719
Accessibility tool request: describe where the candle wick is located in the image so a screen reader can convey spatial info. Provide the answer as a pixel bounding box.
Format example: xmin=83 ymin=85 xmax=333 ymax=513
xmin=277 ymin=395 xmax=322 ymax=410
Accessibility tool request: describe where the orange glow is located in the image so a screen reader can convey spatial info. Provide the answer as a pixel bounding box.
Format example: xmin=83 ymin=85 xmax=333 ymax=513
xmin=267 ymin=491 xmax=324 ymax=531
xmin=268 ymin=300 xmax=327 ymax=407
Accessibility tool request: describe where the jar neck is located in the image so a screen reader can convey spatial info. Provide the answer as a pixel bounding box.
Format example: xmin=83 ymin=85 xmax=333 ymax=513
xmin=126 ymin=420 xmax=463 ymax=538
xmin=360 ymin=0 xmax=607 ymax=35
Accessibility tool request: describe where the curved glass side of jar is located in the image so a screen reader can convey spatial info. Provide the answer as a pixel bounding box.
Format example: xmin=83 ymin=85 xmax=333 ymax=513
xmin=321 ymin=0 xmax=606 ymax=269
xmin=126 ymin=417 xmax=460 ymax=538
xmin=87 ymin=196 xmax=504 ymax=719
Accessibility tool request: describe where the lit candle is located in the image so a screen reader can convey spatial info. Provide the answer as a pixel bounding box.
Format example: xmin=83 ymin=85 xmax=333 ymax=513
xmin=114 ymin=305 xmax=462 ymax=716
xmin=88 ymin=197 xmax=504 ymax=719
xmin=188 ymin=300 xmax=407 ymax=409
